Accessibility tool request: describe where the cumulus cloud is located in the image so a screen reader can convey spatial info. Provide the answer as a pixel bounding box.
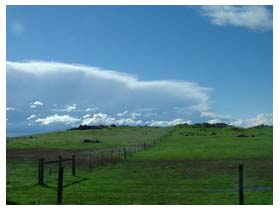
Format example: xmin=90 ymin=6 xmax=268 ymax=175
xmin=27 ymin=114 xmax=37 ymax=120
xmin=30 ymin=101 xmax=44 ymax=108
xmin=32 ymin=112 xmax=190 ymax=127
xmin=83 ymin=114 xmax=91 ymax=119
xmin=35 ymin=114 xmax=81 ymax=125
xmin=116 ymin=118 xmax=143 ymax=126
xmin=81 ymin=113 xmax=189 ymax=127
xmin=117 ymin=110 xmax=142 ymax=119
xmin=81 ymin=113 xmax=114 ymax=125
xmin=52 ymin=104 xmax=78 ymax=112
xmin=131 ymin=112 xmax=142 ymax=119
xmin=6 ymin=107 xmax=15 ymax=111
xmin=207 ymin=119 xmax=223 ymax=124
xmin=200 ymin=6 xmax=272 ymax=31
xmin=81 ymin=113 xmax=143 ymax=126
xmin=85 ymin=108 xmax=98 ymax=112
xmin=147 ymin=119 xmax=191 ymax=127
xmin=204 ymin=113 xmax=272 ymax=127
xmin=117 ymin=110 xmax=128 ymax=117
xmin=229 ymin=113 xmax=272 ymax=128
xmin=65 ymin=104 xmax=77 ymax=112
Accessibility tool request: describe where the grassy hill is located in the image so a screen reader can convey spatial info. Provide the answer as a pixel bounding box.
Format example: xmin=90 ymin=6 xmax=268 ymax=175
xmin=6 ymin=124 xmax=272 ymax=204
xmin=6 ymin=126 xmax=170 ymax=150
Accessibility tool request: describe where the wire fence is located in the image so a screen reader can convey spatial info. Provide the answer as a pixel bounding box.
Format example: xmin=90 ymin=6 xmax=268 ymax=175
xmin=6 ymin=156 xmax=272 ymax=205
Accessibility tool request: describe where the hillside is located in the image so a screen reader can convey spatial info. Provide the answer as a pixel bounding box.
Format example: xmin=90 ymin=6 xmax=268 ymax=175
xmin=6 ymin=124 xmax=272 ymax=204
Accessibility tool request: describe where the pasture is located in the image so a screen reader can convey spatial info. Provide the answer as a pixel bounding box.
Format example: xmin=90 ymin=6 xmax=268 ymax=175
xmin=6 ymin=124 xmax=272 ymax=204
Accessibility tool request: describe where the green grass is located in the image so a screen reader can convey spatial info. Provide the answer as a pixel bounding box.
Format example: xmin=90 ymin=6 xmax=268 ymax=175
xmin=6 ymin=125 xmax=272 ymax=204
xmin=7 ymin=126 xmax=170 ymax=150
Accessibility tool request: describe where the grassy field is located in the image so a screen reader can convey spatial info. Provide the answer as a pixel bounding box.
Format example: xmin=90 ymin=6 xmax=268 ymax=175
xmin=7 ymin=126 xmax=170 ymax=150
xmin=6 ymin=124 xmax=273 ymax=204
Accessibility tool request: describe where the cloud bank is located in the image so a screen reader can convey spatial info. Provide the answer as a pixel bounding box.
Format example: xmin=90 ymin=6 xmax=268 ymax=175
xmin=6 ymin=60 xmax=272 ymax=135
xmin=7 ymin=61 xmax=210 ymax=114
xmin=200 ymin=6 xmax=272 ymax=31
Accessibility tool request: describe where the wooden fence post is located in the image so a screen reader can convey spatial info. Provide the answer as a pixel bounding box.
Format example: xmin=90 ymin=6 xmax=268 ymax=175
xmin=239 ymin=164 xmax=244 ymax=205
xmin=72 ymin=155 xmax=76 ymax=176
xmin=57 ymin=166 xmax=64 ymax=205
xmin=38 ymin=158 xmax=45 ymax=185
xmin=58 ymin=156 xmax=62 ymax=168
xmin=124 ymin=148 xmax=127 ymax=160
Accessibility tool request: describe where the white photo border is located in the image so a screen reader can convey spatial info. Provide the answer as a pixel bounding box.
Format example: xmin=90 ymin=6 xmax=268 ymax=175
xmin=1 ymin=0 xmax=278 ymax=209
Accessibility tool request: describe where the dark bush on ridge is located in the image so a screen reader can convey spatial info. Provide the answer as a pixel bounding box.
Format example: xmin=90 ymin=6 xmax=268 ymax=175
xmin=237 ymin=134 xmax=249 ymax=137
xmin=83 ymin=139 xmax=100 ymax=143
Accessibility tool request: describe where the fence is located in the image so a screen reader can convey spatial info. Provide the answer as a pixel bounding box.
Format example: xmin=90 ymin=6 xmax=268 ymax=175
xmin=37 ymin=139 xmax=160 ymax=204
xmin=34 ymin=131 xmax=254 ymax=205
xmin=80 ymin=141 xmax=153 ymax=169
xmin=38 ymin=155 xmax=76 ymax=185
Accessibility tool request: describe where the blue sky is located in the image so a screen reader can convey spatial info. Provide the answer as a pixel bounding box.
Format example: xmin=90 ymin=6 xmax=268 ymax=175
xmin=6 ymin=6 xmax=273 ymax=136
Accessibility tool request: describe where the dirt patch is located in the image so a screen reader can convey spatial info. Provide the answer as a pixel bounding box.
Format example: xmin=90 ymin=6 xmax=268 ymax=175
xmin=6 ymin=148 xmax=82 ymax=160
xmin=6 ymin=144 xmax=144 ymax=160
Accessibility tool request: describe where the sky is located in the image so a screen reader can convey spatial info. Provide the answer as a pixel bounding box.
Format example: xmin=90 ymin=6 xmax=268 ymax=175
xmin=6 ymin=5 xmax=273 ymax=136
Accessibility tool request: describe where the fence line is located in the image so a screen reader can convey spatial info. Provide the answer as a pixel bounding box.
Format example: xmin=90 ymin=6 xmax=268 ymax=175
xmin=37 ymin=132 xmax=174 ymax=204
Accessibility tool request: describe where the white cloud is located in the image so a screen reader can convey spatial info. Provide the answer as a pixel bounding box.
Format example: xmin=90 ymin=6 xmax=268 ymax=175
xmin=85 ymin=108 xmax=98 ymax=112
xmin=130 ymin=112 xmax=142 ymax=119
xmin=116 ymin=118 xmax=142 ymax=126
xmin=82 ymin=113 xmax=115 ymax=125
xmin=33 ymin=101 xmax=44 ymax=106
xmin=147 ymin=119 xmax=191 ymax=127
xmin=27 ymin=114 xmax=37 ymax=120
xmin=200 ymin=6 xmax=272 ymax=31
xmin=7 ymin=61 xmax=210 ymax=117
xmin=207 ymin=119 xmax=222 ymax=124
xmin=200 ymin=111 xmax=231 ymax=119
xmin=10 ymin=22 xmax=25 ymax=35
xmin=230 ymin=113 xmax=272 ymax=128
xmin=117 ymin=110 xmax=142 ymax=119
xmin=205 ymin=113 xmax=272 ymax=128
xmin=6 ymin=107 xmax=15 ymax=111
xmin=81 ymin=112 xmax=143 ymax=126
xmin=30 ymin=101 xmax=44 ymax=108
xmin=52 ymin=104 xmax=78 ymax=112
xmin=117 ymin=110 xmax=128 ymax=117
xmin=83 ymin=114 xmax=91 ymax=119
xmin=65 ymin=104 xmax=77 ymax=112
xmin=35 ymin=114 xmax=81 ymax=125
xmin=81 ymin=112 xmax=191 ymax=127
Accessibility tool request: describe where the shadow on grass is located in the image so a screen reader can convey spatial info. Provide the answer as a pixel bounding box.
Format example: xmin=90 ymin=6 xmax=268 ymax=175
xmin=63 ymin=177 xmax=89 ymax=188
xmin=37 ymin=176 xmax=89 ymax=189
xmin=40 ymin=183 xmax=56 ymax=190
